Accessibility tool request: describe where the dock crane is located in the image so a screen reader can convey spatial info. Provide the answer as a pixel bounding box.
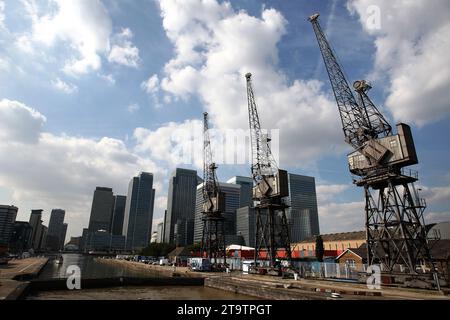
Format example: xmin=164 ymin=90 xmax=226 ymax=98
xmin=200 ymin=112 xmax=227 ymax=269
xmin=245 ymin=73 xmax=292 ymax=274
xmin=309 ymin=13 xmax=437 ymax=279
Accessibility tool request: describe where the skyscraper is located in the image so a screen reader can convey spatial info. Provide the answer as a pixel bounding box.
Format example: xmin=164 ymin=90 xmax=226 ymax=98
xmin=236 ymin=206 xmax=256 ymax=247
xmin=286 ymin=173 xmax=320 ymax=242
xmin=9 ymin=221 xmax=33 ymax=253
xmin=156 ymin=222 xmax=164 ymax=243
xmin=60 ymin=223 xmax=68 ymax=249
xmin=194 ymin=182 xmax=241 ymax=244
xmin=0 ymin=205 xmax=18 ymax=249
xmin=46 ymin=209 xmax=65 ymax=251
xmin=164 ymin=168 xmax=200 ymax=245
xmin=227 ymin=176 xmax=253 ymax=208
xmin=29 ymin=209 xmax=44 ymax=251
xmin=88 ymin=187 xmax=114 ymax=233
xmin=123 ymin=172 xmax=155 ymax=251
xmin=111 ymin=195 xmax=126 ymax=235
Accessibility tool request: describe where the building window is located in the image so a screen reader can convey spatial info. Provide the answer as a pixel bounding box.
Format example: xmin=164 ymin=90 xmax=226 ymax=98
xmin=346 ymin=259 xmax=356 ymax=268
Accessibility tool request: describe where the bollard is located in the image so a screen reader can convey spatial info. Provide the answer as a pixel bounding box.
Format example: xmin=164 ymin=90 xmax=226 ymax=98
xmin=294 ymin=273 xmax=298 ymax=281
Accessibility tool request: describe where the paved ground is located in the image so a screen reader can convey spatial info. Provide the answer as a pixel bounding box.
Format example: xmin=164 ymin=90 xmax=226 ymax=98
xmin=0 ymin=258 xmax=48 ymax=300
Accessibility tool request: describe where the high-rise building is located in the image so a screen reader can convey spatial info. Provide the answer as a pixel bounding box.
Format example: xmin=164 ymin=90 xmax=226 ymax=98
xmin=81 ymin=228 xmax=89 ymax=253
xmin=111 ymin=195 xmax=126 ymax=235
xmin=236 ymin=206 xmax=256 ymax=247
xmin=164 ymin=168 xmax=201 ymax=245
xmin=157 ymin=222 xmax=164 ymax=243
xmin=29 ymin=209 xmax=44 ymax=251
xmin=286 ymin=173 xmax=320 ymax=242
xmin=194 ymin=182 xmax=241 ymax=244
xmin=9 ymin=221 xmax=33 ymax=254
xmin=227 ymin=176 xmax=253 ymax=208
xmin=123 ymin=172 xmax=155 ymax=251
xmin=60 ymin=223 xmax=68 ymax=249
xmin=38 ymin=225 xmax=48 ymax=251
xmin=88 ymin=187 xmax=114 ymax=233
xmin=46 ymin=209 xmax=65 ymax=251
xmin=0 ymin=205 xmax=18 ymax=249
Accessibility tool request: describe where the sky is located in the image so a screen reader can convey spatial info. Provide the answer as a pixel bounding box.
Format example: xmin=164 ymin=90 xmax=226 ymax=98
xmin=1 ymin=0 xmax=449 ymax=243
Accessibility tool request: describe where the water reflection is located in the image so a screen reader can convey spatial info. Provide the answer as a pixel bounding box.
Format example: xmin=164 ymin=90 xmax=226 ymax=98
xmin=39 ymin=253 xmax=149 ymax=280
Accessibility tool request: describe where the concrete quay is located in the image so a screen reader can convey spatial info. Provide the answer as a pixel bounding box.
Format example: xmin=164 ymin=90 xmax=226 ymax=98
xmin=86 ymin=259 xmax=450 ymax=300
xmin=0 ymin=257 xmax=49 ymax=300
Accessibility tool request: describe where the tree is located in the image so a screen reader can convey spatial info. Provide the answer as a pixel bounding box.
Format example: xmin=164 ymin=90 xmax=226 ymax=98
xmin=315 ymin=235 xmax=324 ymax=262
xmin=140 ymin=243 xmax=175 ymax=257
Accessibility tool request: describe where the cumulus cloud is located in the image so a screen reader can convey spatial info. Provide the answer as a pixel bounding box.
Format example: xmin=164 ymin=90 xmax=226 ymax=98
xmin=152 ymin=0 xmax=344 ymax=167
xmin=347 ymin=0 xmax=450 ymax=126
xmin=23 ymin=0 xmax=112 ymax=75
xmin=108 ymin=28 xmax=140 ymax=68
xmin=134 ymin=119 xmax=203 ymax=168
xmin=319 ymin=201 xmax=365 ymax=233
xmin=0 ymin=99 xmax=46 ymax=144
xmin=316 ymin=184 xmax=350 ymax=203
xmin=0 ymin=99 xmax=166 ymax=239
xmin=51 ymin=78 xmax=78 ymax=94
xmin=141 ymin=74 xmax=160 ymax=93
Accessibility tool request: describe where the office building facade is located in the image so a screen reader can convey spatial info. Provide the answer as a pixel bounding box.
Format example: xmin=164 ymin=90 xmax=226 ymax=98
xmin=9 ymin=221 xmax=33 ymax=253
xmin=194 ymin=182 xmax=241 ymax=244
xmin=123 ymin=172 xmax=155 ymax=251
xmin=286 ymin=173 xmax=320 ymax=242
xmin=111 ymin=195 xmax=126 ymax=235
xmin=156 ymin=222 xmax=164 ymax=243
xmin=227 ymin=176 xmax=253 ymax=208
xmin=236 ymin=206 xmax=256 ymax=247
xmin=46 ymin=209 xmax=66 ymax=251
xmin=0 ymin=205 xmax=18 ymax=248
xmin=88 ymin=187 xmax=114 ymax=233
xmin=164 ymin=168 xmax=200 ymax=245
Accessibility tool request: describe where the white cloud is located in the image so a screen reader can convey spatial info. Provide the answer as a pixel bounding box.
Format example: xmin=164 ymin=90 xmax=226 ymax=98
xmin=419 ymin=185 xmax=450 ymax=206
xmin=108 ymin=28 xmax=140 ymax=68
xmin=319 ymin=201 xmax=365 ymax=234
xmin=0 ymin=99 xmax=46 ymax=144
xmin=51 ymin=78 xmax=78 ymax=94
xmin=0 ymin=56 xmax=9 ymax=71
xmin=0 ymin=0 xmax=5 ymax=29
xmin=155 ymin=196 xmax=167 ymax=211
xmin=98 ymin=73 xmax=116 ymax=85
xmin=133 ymin=119 xmax=203 ymax=168
xmin=15 ymin=35 xmax=34 ymax=54
xmin=424 ymin=211 xmax=450 ymax=224
xmin=127 ymin=103 xmax=140 ymax=113
xmin=154 ymin=0 xmax=344 ymax=167
xmin=23 ymin=0 xmax=112 ymax=75
xmin=0 ymin=99 xmax=166 ymax=239
xmin=347 ymin=0 xmax=450 ymax=126
xmin=316 ymin=184 xmax=350 ymax=203
xmin=141 ymin=74 xmax=160 ymax=93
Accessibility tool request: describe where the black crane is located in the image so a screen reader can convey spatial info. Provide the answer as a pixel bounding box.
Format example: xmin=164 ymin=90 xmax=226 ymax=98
xmin=200 ymin=112 xmax=226 ymax=269
xmin=309 ymin=13 xmax=437 ymax=278
xmin=245 ymin=73 xmax=292 ymax=273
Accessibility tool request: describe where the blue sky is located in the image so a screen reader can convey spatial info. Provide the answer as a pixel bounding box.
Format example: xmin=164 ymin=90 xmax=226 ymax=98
xmin=1 ymin=0 xmax=449 ymax=241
